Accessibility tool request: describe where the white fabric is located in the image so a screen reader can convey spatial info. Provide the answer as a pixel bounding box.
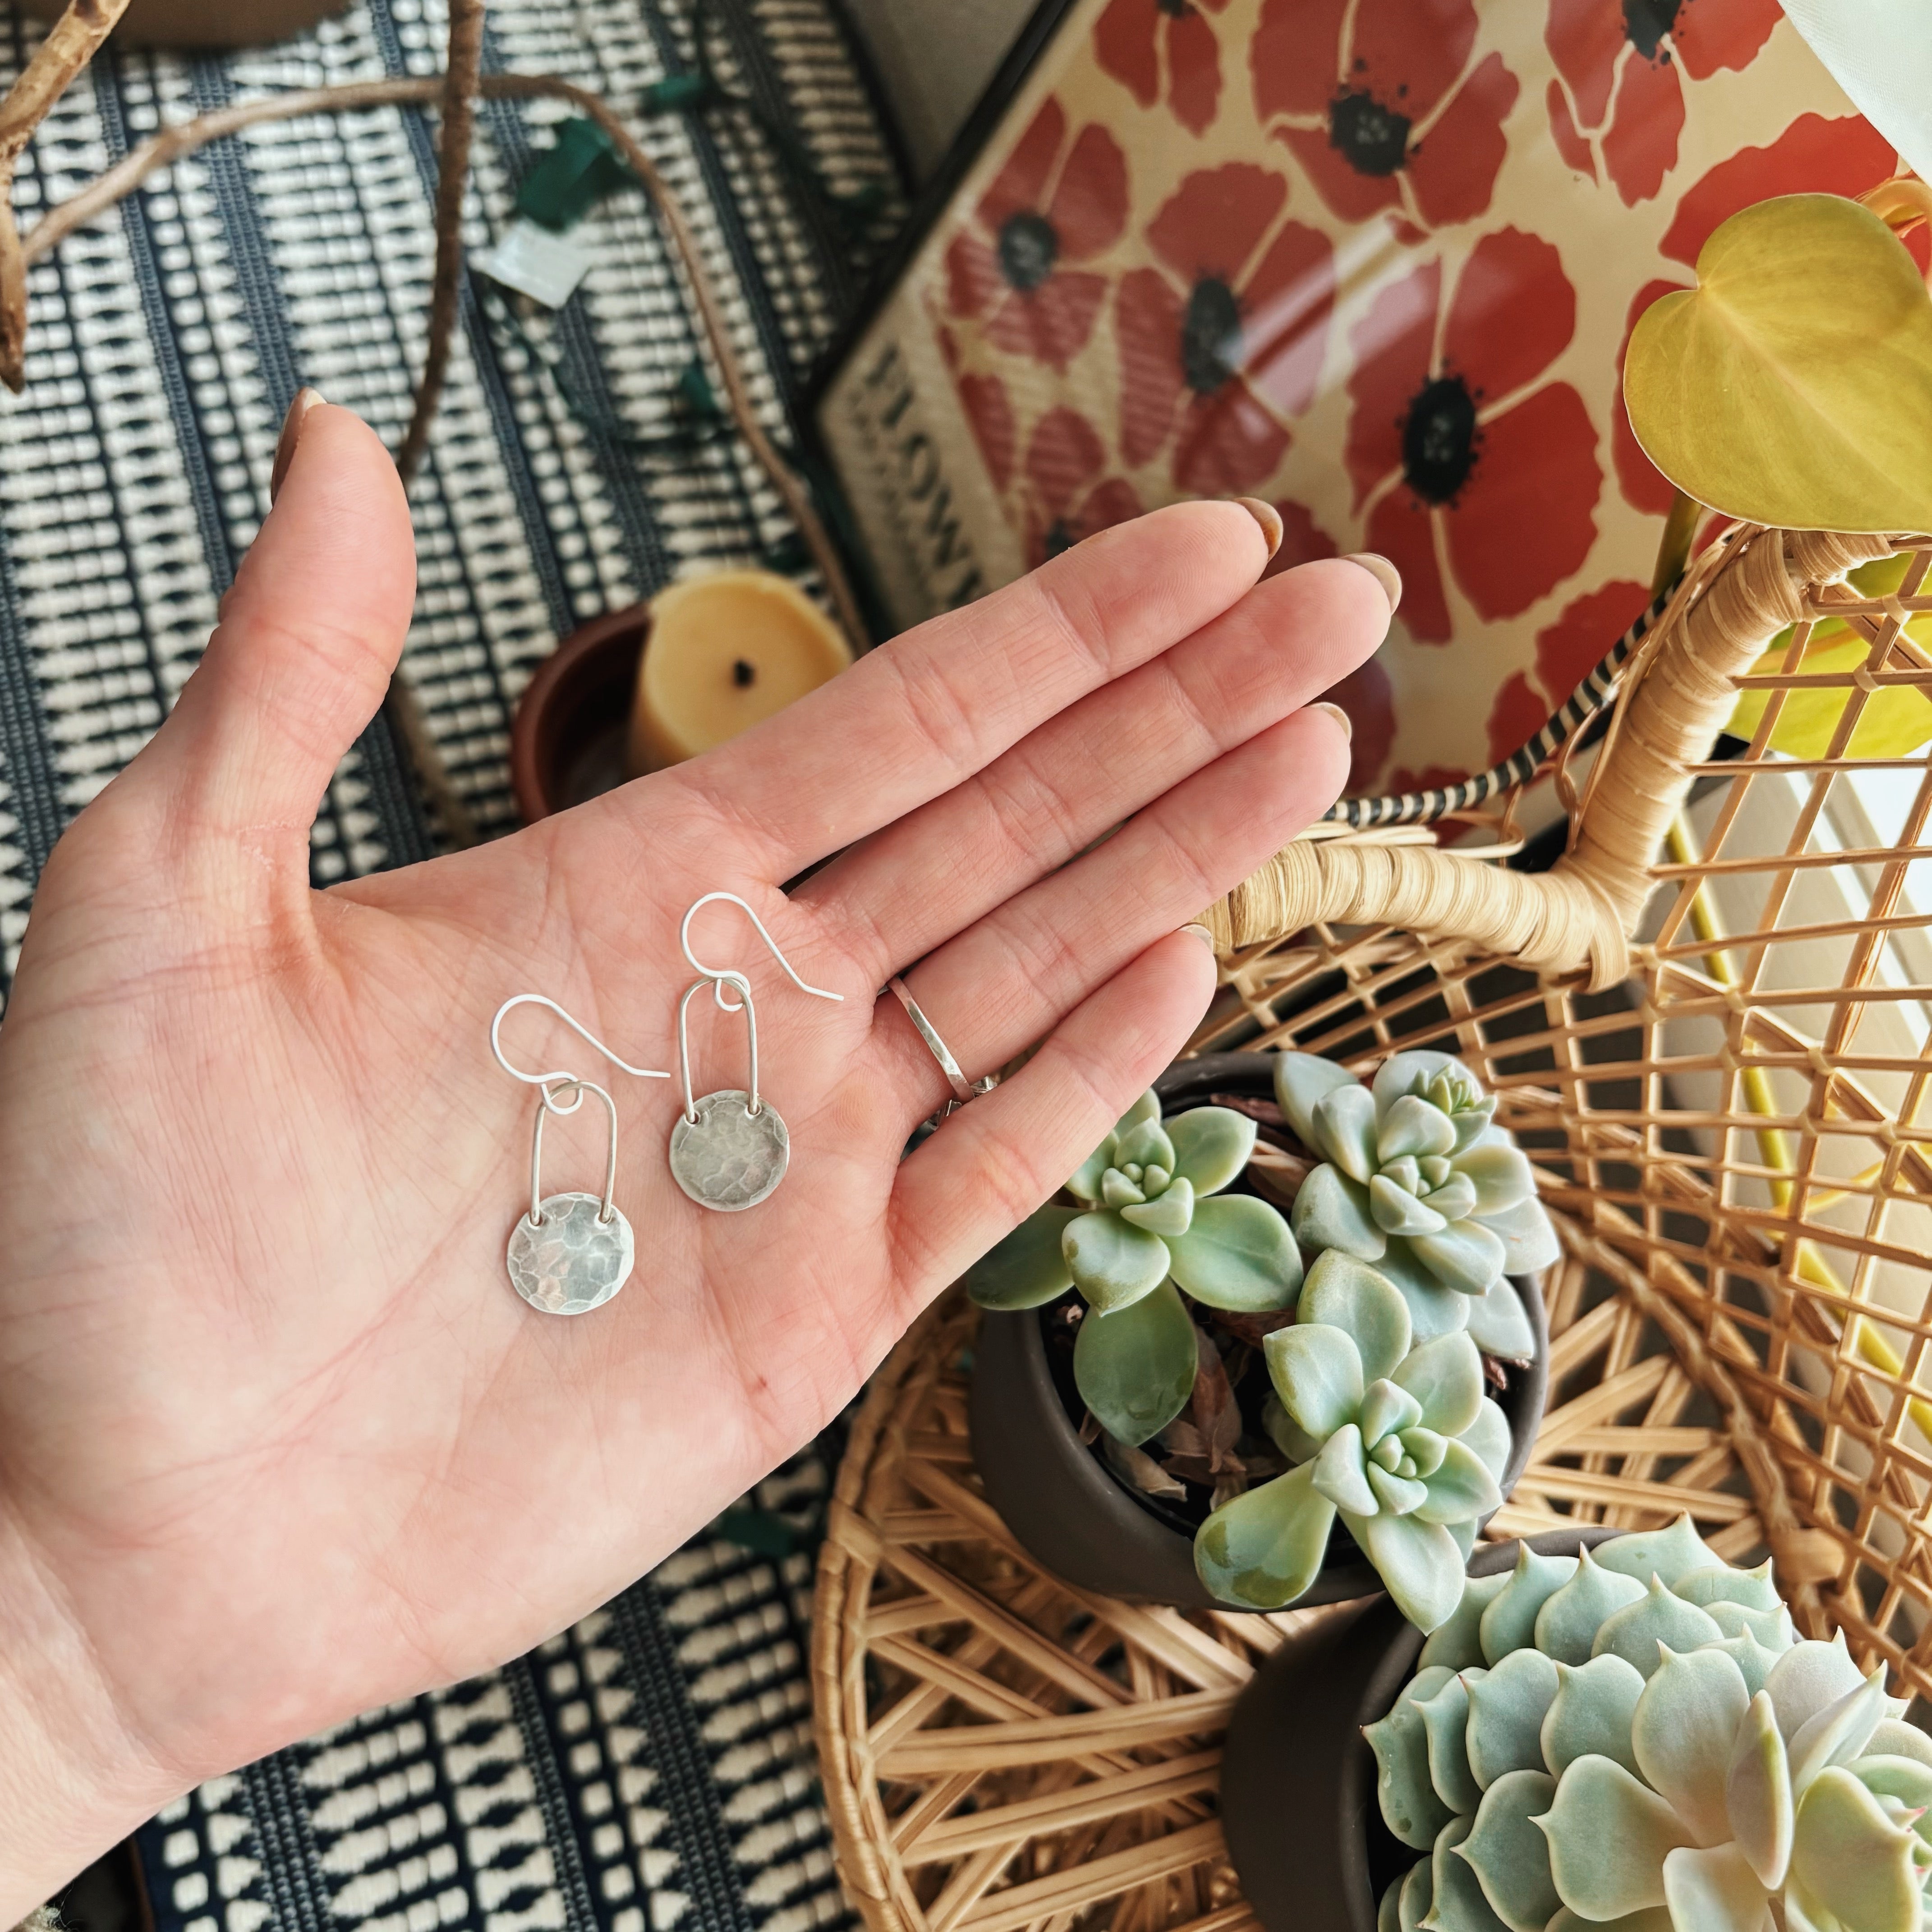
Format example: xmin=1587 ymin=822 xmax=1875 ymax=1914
xmin=1780 ymin=2 xmax=1932 ymax=184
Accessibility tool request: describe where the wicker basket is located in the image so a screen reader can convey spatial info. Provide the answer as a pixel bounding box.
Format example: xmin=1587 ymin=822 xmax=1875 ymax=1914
xmin=813 ymin=523 xmax=1932 ymax=1932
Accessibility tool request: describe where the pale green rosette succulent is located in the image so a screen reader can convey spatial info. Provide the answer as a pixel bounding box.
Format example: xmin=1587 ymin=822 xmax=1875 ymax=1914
xmin=1362 ymin=1517 xmax=1932 ymax=1932
xmin=1193 ymin=1252 xmax=1509 ymax=1629
xmin=962 ymin=1089 xmax=1301 ymax=1447
xmin=1274 ymin=1049 xmax=1559 ymax=1355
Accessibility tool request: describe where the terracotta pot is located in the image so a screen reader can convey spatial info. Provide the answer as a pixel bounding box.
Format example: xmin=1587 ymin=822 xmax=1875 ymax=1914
xmin=509 ymin=603 xmax=649 ymax=825
xmin=18 ymin=0 xmax=345 ymax=45
xmin=967 ymin=1052 xmax=1551 ymax=1610
xmin=1218 ymin=1528 xmax=1619 ymax=1932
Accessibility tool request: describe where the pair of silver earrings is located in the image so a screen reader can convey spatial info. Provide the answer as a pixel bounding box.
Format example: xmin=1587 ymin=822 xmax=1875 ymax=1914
xmin=490 ymin=892 xmax=842 ymax=1316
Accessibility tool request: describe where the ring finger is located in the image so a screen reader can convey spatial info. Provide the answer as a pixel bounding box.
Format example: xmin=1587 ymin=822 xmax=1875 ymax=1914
xmin=868 ymin=704 xmax=1351 ymax=1126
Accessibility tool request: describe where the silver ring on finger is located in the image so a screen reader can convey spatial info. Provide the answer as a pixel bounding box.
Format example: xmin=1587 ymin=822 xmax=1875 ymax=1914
xmin=887 ymin=975 xmax=997 ymax=1112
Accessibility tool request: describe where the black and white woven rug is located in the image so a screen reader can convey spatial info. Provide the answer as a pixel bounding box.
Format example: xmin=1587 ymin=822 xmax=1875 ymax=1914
xmin=0 ymin=1 xmax=905 ymax=1925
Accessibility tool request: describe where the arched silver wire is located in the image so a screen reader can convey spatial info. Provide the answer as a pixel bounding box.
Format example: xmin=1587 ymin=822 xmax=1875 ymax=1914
xmin=680 ymin=892 xmax=844 ymax=1014
xmin=528 ymin=1079 xmax=621 ymax=1227
xmin=677 ymin=978 xmax=758 ymax=1122
xmin=673 ymin=892 xmax=843 ymax=1125
xmin=491 ymin=993 xmax=667 ymax=1113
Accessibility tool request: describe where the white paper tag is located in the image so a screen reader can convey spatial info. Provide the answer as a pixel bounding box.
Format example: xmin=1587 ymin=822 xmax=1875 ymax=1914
xmin=474 ymin=219 xmax=598 ymax=308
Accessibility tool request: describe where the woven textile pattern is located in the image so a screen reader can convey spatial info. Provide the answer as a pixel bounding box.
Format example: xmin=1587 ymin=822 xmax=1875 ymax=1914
xmin=0 ymin=0 xmax=902 ymax=1927
xmin=0 ymin=0 xmax=901 ymax=975
xmin=140 ymin=1455 xmax=846 ymax=1932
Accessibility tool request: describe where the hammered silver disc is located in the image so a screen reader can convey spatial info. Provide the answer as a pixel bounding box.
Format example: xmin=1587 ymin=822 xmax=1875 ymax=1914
xmin=506 ymin=1192 xmax=635 ymax=1314
xmin=669 ymin=1090 xmax=789 ymax=1211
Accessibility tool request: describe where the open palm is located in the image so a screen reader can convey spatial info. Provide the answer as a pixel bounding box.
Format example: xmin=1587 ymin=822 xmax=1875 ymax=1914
xmin=0 ymin=405 xmax=1387 ymax=1904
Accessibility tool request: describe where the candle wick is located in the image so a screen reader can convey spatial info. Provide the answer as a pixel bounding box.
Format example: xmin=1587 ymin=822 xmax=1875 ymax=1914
xmin=732 ymin=658 xmax=756 ymax=689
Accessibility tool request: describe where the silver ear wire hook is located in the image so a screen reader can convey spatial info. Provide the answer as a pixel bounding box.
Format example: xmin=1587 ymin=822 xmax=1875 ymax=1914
xmin=491 ymin=994 xmax=669 ymax=1096
xmin=680 ymin=892 xmax=845 ymax=1013
xmin=667 ymin=892 xmax=841 ymax=1213
xmin=492 ymin=997 xmax=648 ymax=1316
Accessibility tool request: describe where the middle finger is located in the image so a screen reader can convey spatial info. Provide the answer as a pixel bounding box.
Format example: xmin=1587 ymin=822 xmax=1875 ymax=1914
xmin=794 ymin=556 xmax=1393 ymax=985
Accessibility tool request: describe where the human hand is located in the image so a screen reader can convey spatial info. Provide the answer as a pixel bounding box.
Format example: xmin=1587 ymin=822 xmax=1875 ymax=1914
xmin=0 ymin=399 xmax=1390 ymax=1908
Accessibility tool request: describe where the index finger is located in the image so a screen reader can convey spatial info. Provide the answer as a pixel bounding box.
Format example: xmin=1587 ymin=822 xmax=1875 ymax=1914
xmin=626 ymin=500 xmax=1277 ymax=876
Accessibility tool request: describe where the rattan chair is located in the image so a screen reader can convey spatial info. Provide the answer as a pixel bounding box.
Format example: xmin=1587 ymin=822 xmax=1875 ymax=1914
xmin=814 ymin=524 xmax=1932 ymax=1932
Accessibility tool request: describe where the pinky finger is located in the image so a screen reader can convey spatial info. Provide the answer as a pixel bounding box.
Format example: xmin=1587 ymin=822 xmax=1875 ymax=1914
xmin=884 ymin=930 xmax=1215 ymax=1319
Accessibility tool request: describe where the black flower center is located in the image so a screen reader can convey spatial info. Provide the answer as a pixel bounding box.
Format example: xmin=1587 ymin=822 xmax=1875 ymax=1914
xmin=1043 ymin=519 xmax=1076 ymax=558
xmin=998 ymin=211 xmax=1058 ymax=291
xmin=1623 ymin=0 xmax=1680 ymax=59
xmin=1156 ymin=0 xmax=1192 ymax=14
xmin=1401 ymin=373 xmax=1479 ymax=505
xmin=1328 ymin=87 xmax=1412 ymax=177
xmin=1181 ymin=277 xmax=1243 ymax=395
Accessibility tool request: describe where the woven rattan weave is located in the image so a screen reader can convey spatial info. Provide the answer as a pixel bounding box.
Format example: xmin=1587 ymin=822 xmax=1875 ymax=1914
xmin=814 ymin=523 xmax=1932 ymax=1932
xmin=814 ymin=1242 xmax=1770 ymax=1932
xmin=1190 ymin=526 xmax=1932 ymax=1683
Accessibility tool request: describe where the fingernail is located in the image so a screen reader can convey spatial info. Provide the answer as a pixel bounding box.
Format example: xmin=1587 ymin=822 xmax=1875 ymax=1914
xmin=1233 ymin=497 xmax=1283 ymax=560
xmin=1308 ymin=701 xmax=1353 ymax=744
xmin=1343 ymin=551 xmax=1402 ymax=614
xmin=1178 ymin=921 xmax=1216 ymax=953
xmin=270 ymin=387 xmax=326 ymax=505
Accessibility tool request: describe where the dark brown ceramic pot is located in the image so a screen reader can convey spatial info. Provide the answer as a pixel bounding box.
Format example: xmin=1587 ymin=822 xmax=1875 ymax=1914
xmin=509 ymin=603 xmax=649 ymax=824
xmin=968 ymin=1053 xmax=1551 ymax=1610
xmin=1219 ymin=1528 xmax=1619 ymax=1932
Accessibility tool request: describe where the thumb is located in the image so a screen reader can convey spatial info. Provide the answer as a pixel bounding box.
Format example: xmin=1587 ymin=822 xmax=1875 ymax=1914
xmin=136 ymin=391 xmax=418 ymax=866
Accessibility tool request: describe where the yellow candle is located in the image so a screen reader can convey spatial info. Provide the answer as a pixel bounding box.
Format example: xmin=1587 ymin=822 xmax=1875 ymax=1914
xmin=628 ymin=569 xmax=853 ymax=774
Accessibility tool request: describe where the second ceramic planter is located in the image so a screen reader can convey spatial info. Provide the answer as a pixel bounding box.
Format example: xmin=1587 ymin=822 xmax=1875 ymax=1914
xmin=968 ymin=1052 xmax=1550 ymax=1611
xmin=1218 ymin=1529 xmax=1617 ymax=1932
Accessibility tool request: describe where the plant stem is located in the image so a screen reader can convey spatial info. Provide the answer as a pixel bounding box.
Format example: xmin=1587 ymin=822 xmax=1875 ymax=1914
xmin=1651 ymin=489 xmax=1703 ymax=600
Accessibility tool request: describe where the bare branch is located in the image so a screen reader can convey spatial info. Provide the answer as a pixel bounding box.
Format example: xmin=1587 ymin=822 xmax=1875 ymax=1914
xmin=12 ymin=58 xmax=877 ymax=845
xmin=394 ymin=0 xmax=485 ymax=489
xmin=0 ymin=0 xmax=136 ymax=391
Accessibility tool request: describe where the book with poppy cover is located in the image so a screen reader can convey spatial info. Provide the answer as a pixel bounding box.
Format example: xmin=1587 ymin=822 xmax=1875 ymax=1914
xmin=813 ymin=0 xmax=1919 ymax=798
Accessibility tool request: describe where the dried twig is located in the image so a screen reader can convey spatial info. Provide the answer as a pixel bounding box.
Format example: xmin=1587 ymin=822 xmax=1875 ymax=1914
xmin=20 ymin=69 xmax=868 ymax=652
xmin=501 ymin=73 xmax=871 ymax=649
xmin=17 ymin=62 xmax=874 ymax=849
xmin=394 ymin=0 xmax=484 ymax=489
xmin=0 ymin=0 xmax=135 ymax=391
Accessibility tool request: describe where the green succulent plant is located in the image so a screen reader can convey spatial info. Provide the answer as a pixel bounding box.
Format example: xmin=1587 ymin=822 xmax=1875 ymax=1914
xmin=1363 ymin=1517 xmax=1932 ymax=1932
xmin=962 ymin=1089 xmax=1301 ymax=1446
xmin=1193 ymin=1253 xmax=1510 ymax=1629
xmin=1275 ymin=1050 xmax=1559 ymax=1355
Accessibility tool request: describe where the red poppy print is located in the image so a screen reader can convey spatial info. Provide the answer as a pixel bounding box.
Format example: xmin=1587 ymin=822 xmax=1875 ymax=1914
xmin=1544 ymin=0 xmax=1782 ymax=205
xmin=1115 ymin=163 xmax=1334 ymax=495
xmin=1536 ymin=580 xmax=1651 ymax=701
xmin=1486 ymin=674 xmax=1548 ymax=768
xmin=1324 ymin=652 xmax=1396 ymax=795
xmin=1610 ymin=112 xmax=1907 ymax=511
xmin=956 ymin=369 xmax=1017 ymax=492
xmin=1658 ymin=111 xmax=1912 ymax=268
xmin=1260 ymin=499 xmax=1339 ymax=580
xmin=1095 ymin=0 xmax=1231 ymax=136
xmin=1018 ymin=407 xmax=1143 ymax=568
xmin=945 ymin=96 xmax=1131 ymax=373
xmin=1485 ymin=576 xmax=1653 ymax=765
xmin=1344 ymin=228 xmax=1601 ymax=644
xmin=1252 ymin=0 xmax=1518 ymax=232
xmin=1386 ymin=763 xmax=1470 ymax=800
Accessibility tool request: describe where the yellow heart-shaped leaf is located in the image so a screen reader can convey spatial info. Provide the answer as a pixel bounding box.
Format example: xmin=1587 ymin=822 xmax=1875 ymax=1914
xmin=1625 ymin=194 xmax=1932 ymax=534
